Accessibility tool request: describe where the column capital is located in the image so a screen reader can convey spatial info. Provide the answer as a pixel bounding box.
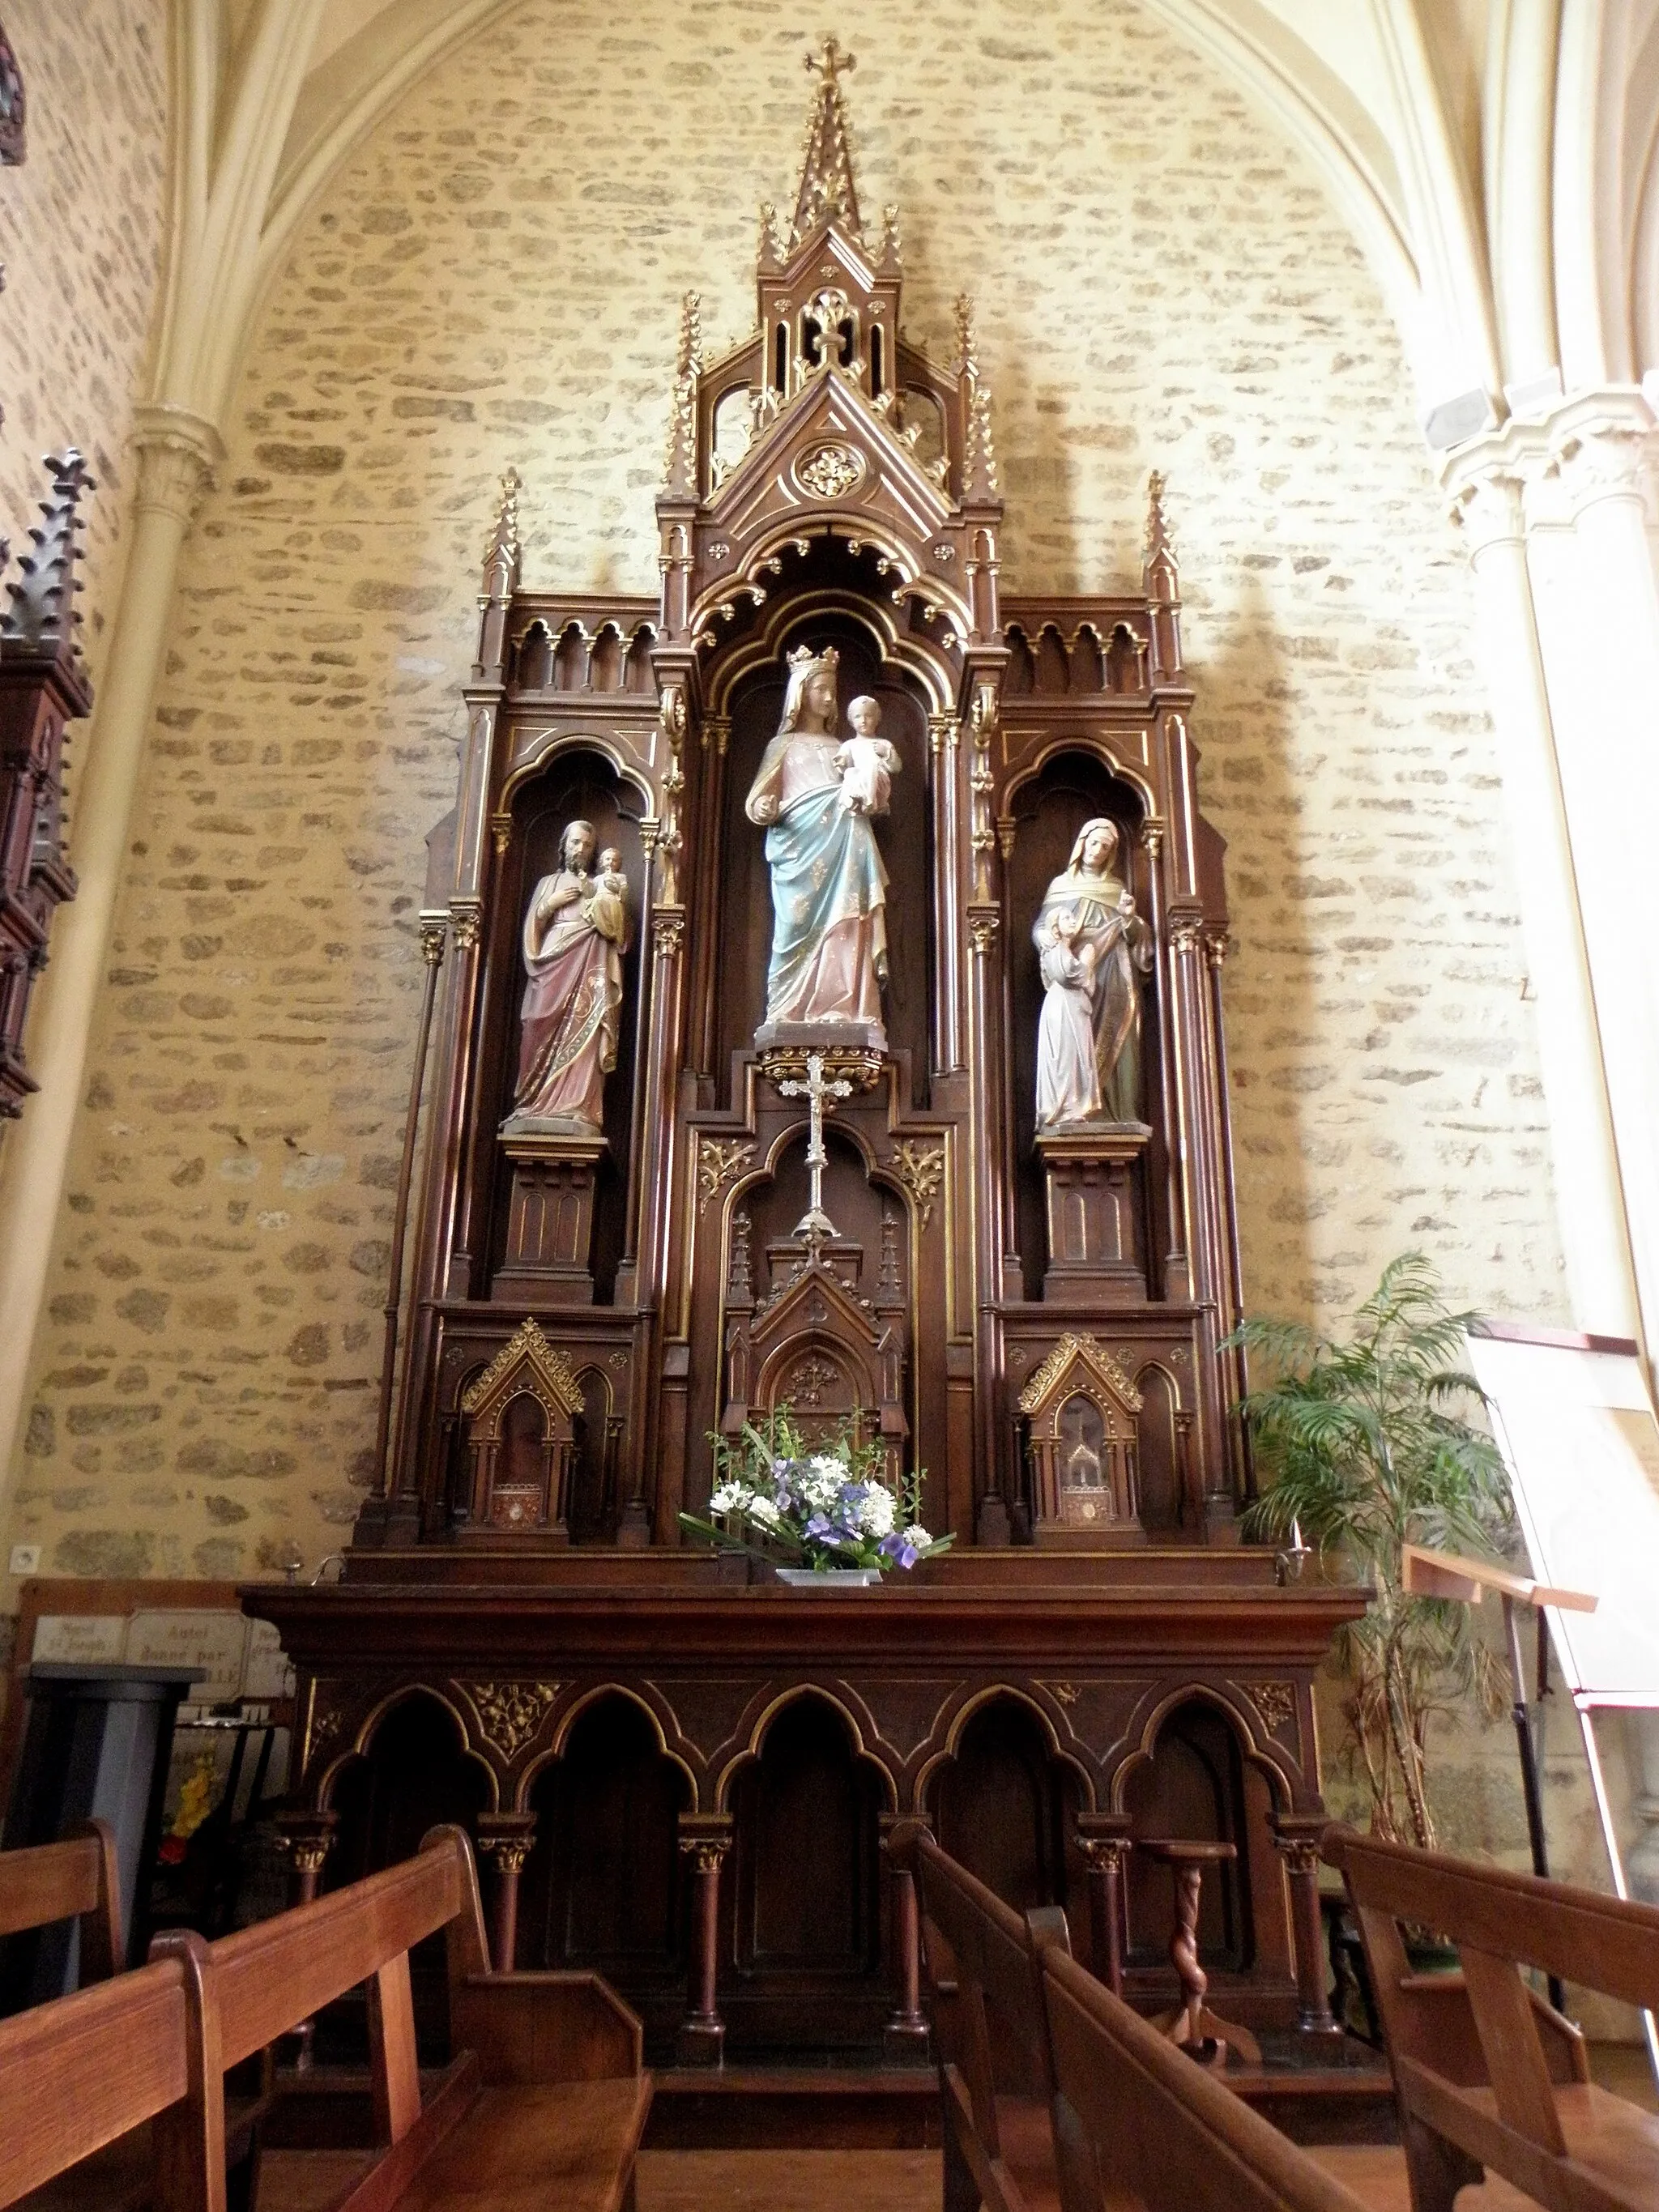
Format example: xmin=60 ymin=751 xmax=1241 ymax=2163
xmin=1439 ymin=386 xmax=1659 ymax=535
xmin=131 ymin=401 xmax=225 ymax=526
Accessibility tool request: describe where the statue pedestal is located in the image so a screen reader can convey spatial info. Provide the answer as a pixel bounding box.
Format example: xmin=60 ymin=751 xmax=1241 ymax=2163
xmin=493 ymin=1128 xmax=608 ymax=1306
xmin=754 ymin=1019 xmax=885 ymax=1093
xmin=1037 ymin=1123 xmax=1150 ymax=1304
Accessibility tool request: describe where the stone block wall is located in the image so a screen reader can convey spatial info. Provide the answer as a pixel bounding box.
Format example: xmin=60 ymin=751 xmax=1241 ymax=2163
xmin=4 ymin=0 xmax=1568 ymax=1651
xmin=0 ymin=0 xmax=170 ymax=690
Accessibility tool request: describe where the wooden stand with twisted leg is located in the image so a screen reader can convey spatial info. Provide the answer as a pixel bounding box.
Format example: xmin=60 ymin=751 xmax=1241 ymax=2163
xmin=1141 ymin=1838 xmax=1260 ymax=2067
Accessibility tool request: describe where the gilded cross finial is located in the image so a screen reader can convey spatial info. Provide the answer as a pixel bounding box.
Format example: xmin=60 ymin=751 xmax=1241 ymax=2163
xmin=806 ymin=37 xmax=855 ymax=84
xmin=791 ymin=36 xmax=863 ymax=245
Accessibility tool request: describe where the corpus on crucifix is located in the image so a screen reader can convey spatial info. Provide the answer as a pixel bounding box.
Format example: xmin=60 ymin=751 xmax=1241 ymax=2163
xmin=775 ymin=1050 xmax=853 ymax=1241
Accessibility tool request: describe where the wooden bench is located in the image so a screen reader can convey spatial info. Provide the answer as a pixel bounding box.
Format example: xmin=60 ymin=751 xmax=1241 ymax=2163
xmin=0 ymin=1958 xmax=196 ymax=2212
xmin=896 ymin=1826 xmax=1381 ymax=2212
xmin=1325 ymin=1823 xmax=1659 ymax=2212
xmin=893 ymin=1822 xmax=1068 ymax=2212
xmin=160 ymin=1822 xmax=652 ymax=2212
xmin=2 ymin=1826 xmax=649 ymax=2212
xmin=1038 ymin=1934 xmax=1372 ymax=2212
xmin=0 ymin=1818 xmax=123 ymax=1996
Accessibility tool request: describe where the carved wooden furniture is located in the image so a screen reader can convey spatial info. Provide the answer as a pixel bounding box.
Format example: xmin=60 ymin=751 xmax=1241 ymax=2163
xmin=256 ymin=47 xmax=1367 ymax=2065
xmin=1039 ymin=1937 xmax=1372 ymax=2212
xmin=0 ymin=454 xmax=92 ymax=1123
xmin=1139 ymin=1838 xmax=1260 ymax=2065
xmin=350 ymin=44 xmax=1243 ymax=1562
xmin=252 ymin=1558 xmax=1360 ymax=2066
xmin=1324 ymin=1826 xmax=1659 ymax=2212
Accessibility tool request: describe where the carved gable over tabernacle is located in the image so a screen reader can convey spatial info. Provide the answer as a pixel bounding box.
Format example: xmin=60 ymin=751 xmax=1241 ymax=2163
xmin=659 ymin=38 xmax=1002 ymax=653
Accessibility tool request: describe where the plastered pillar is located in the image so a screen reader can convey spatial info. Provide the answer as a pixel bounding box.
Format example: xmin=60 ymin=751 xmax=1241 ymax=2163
xmin=1519 ymin=392 xmax=1659 ymax=1345
xmin=0 ymin=405 xmax=223 ymax=1516
xmin=1444 ymin=453 xmax=1640 ymax=1337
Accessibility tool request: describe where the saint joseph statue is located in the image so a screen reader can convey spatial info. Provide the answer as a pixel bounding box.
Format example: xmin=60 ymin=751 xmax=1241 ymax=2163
xmin=745 ymin=646 xmax=897 ymax=1037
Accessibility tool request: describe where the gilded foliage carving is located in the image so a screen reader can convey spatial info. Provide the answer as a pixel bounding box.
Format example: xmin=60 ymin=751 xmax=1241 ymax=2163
xmin=460 ymin=1679 xmax=561 ymax=1763
xmin=889 ymin=1139 xmax=945 ymax=1230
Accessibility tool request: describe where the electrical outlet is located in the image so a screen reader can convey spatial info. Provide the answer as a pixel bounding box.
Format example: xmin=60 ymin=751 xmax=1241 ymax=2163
xmin=8 ymin=1544 xmax=41 ymax=1576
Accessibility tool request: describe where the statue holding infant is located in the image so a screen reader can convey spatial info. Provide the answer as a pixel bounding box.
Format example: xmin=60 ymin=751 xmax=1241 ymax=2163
xmin=745 ymin=644 xmax=899 ymax=1043
xmin=504 ymin=818 xmax=632 ymax=1136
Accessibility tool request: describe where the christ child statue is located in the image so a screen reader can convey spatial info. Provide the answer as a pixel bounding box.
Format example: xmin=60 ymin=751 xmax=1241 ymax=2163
xmin=589 ymin=846 xmax=629 ymax=940
xmin=834 ymin=693 xmax=901 ymax=816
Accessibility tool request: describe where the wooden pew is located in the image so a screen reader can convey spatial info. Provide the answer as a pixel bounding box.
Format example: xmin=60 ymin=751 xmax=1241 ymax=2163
xmin=1326 ymin=1823 xmax=1659 ymax=2212
xmin=0 ymin=1959 xmax=193 ymax=2211
xmin=164 ymin=1822 xmax=651 ymax=2212
xmin=1037 ymin=1936 xmax=1372 ymax=2212
xmin=893 ymin=1822 xmax=1063 ymax=2212
xmin=0 ymin=1818 xmax=123 ymax=1992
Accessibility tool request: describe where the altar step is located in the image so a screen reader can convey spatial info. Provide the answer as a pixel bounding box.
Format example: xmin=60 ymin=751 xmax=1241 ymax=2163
xmin=641 ymin=2055 xmax=1397 ymax=2151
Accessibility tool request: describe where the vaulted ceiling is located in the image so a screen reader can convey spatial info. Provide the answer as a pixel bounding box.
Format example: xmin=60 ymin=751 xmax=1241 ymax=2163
xmin=160 ymin=0 xmax=1659 ymax=440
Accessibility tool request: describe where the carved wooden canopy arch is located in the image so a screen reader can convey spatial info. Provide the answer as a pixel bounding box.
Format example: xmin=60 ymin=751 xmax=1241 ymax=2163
xmin=458 ymin=1317 xmax=583 ymax=1541
xmin=1019 ymin=1332 xmax=1145 ymax=1545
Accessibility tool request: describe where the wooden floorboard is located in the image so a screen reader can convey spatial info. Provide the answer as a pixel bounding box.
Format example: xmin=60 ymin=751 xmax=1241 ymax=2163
xmin=636 ymin=2150 xmax=941 ymax=2212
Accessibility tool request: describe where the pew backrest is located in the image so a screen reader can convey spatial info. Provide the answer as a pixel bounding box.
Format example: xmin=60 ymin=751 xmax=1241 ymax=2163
xmin=420 ymin=1822 xmax=644 ymax=2086
xmin=0 ymin=1819 xmax=122 ymax=1984
xmin=155 ymin=1826 xmax=471 ymax=2177
xmin=906 ymin=1826 xmax=1057 ymax=2138
xmin=0 ymin=1958 xmax=189 ymax=2210
xmin=1326 ymin=1824 xmax=1659 ymax=2210
xmin=1038 ymin=1938 xmax=1371 ymax=2212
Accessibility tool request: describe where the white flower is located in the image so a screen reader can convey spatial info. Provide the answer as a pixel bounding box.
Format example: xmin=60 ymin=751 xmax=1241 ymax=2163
xmin=709 ymin=1481 xmax=750 ymax=1515
xmin=800 ymin=1455 xmax=847 ymax=1511
xmin=901 ymin=1524 xmax=931 ymax=1551
xmin=858 ymin=1485 xmax=896 ymax=1536
xmin=748 ymin=1494 xmax=782 ymax=1528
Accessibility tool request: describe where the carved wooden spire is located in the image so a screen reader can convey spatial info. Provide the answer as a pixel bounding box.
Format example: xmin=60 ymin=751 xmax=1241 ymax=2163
xmin=2 ymin=449 xmax=94 ymax=661
xmin=954 ymin=297 xmax=1000 ymax=501
xmin=791 ymin=38 xmax=862 ymax=247
xmin=663 ymin=291 xmax=703 ymax=498
xmin=481 ymin=467 xmax=521 ymax=603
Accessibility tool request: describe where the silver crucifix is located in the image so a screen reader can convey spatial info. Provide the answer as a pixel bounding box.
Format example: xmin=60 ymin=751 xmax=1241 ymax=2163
xmin=777 ymin=1050 xmax=853 ymax=1242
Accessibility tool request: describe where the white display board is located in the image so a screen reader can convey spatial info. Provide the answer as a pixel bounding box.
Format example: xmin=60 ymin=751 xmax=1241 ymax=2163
xmin=1467 ymin=1328 xmax=1659 ymax=1702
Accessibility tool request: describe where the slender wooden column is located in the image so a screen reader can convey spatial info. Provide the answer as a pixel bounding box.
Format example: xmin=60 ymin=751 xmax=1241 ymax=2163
xmin=1273 ymin=1818 xmax=1339 ymax=2037
xmin=1076 ymin=1813 xmax=1133 ymax=1997
xmin=881 ymin=1815 xmax=930 ymax=2057
xmin=476 ymin=1815 xmax=538 ymax=1972
xmin=676 ymin=1821 xmax=731 ymax=2065
xmin=278 ymin=1812 xmax=337 ymax=2069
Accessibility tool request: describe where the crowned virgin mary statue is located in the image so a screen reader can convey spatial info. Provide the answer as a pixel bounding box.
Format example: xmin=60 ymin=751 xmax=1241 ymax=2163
xmin=745 ymin=645 xmax=898 ymax=1042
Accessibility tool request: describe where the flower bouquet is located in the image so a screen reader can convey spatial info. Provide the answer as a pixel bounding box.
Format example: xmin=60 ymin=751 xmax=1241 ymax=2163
xmin=680 ymin=1411 xmax=953 ymax=1577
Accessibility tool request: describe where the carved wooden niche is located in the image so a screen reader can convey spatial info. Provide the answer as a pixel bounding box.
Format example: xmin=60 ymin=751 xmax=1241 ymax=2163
xmin=722 ymin=1201 xmax=909 ymax=1487
xmin=458 ymin=1319 xmax=582 ymax=1541
xmin=1019 ymin=1332 xmax=1145 ymax=1547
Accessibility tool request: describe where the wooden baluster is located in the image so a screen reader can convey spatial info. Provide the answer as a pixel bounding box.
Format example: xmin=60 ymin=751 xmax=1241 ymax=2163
xmin=676 ymin=1823 xmax=731 ymax=2065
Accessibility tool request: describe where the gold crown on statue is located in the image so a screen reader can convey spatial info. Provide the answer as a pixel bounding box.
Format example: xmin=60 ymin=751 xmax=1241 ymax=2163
xmin=788 ymin=643 xmax=839 ymax=670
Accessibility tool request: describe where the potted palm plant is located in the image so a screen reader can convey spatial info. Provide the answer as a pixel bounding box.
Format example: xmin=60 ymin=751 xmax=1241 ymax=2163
xmin=1226 ymin=1254 xmax=1511 ymax=1848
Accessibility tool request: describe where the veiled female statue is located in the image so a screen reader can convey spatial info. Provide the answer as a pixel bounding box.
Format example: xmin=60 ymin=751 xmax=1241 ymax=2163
xmin=1033 ymin=817 xmax=1153 ymax=1127
xmin=744 ymin=646 xmax=898 ymax=1036
xmin=504 ymin=818 xmax=631 ymax=1134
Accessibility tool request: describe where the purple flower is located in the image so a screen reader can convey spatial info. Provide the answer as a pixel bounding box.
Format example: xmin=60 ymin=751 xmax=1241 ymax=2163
xmin=879 ymin=1531 xmax=922 ymax=1571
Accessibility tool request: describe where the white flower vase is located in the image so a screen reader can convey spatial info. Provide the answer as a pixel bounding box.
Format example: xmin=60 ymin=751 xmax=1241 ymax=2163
xmin=774 ymin=1566 xmax=885 ymax=1588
